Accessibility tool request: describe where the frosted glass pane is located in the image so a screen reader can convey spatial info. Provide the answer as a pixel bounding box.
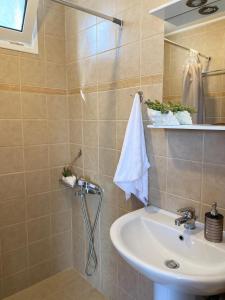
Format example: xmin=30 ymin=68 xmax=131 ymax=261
xmin=0 ymin=0 xmax=27 ymax=31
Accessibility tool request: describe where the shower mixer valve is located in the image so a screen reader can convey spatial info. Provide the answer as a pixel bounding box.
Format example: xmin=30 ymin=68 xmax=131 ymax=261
xmin=77 ymin=178 xmax=102 ymax=195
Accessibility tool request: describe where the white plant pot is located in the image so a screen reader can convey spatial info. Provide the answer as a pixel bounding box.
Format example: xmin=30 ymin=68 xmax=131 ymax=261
xmin=175 ymin=111 xmax=193 ymax=125
xmin=62 ymin=175 xmax=76 ymax=188
xmin=147 ymin=108 xmax=179 ymax=126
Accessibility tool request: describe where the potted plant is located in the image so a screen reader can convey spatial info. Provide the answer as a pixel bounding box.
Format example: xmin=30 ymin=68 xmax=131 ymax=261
xmin=61 ymin=166 xmax=76 ymax=188
xmin=169 ymin=102 xmax=196 ymax=125
xmin=145 ymin=100 xmax=180 ymax=126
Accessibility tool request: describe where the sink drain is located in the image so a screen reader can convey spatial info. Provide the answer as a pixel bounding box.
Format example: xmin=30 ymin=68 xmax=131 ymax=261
xmin=165 ymin=260 xmax=180 ymax=269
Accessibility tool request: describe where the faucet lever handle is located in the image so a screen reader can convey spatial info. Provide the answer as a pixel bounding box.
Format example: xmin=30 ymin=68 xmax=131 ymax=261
xmin=177 ymin=207 xmax=195 ymax=217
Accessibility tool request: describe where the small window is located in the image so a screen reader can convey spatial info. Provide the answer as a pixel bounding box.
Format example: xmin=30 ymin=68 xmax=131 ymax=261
xmin=0 ymin=0 xmax=39 ymax=54
xmin=0 ymin=0 xmax=27 ymax=32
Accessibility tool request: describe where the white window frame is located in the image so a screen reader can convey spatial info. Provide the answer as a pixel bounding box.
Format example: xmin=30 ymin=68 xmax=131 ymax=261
xmin=0 ymin=0 xmax=39 ymax=54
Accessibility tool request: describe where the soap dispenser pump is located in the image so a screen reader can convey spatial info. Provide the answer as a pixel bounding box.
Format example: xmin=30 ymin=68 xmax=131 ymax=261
xmin=205 ymin=202 xmax=224 ymax=243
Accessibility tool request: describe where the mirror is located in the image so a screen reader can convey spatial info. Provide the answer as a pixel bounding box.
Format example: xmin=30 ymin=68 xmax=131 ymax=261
xmin=163 ymin=16 xmax=225 ymax=125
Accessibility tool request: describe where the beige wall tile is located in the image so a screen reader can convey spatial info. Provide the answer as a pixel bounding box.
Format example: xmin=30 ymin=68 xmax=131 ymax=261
xmin=165 ymin=194 xmax=200 ymax=217
xmin=146 ymin=129 xmax=167 ymax=157
xmin=116 ymin=121 xmax=127 ymax=150
xmin=138 ymin=273 xmax=153 ymax=300
xmin=1 ymin=223 xmax=27 ymax=253
xmin=69 ymin=120 xmax=82 ymax=144
xmin=149 ymin=156 xmax=167 ymax=192
xmin=117 ymin=5 xmax=141 ymax=47
xmin=49 ymin=120 xmax=69 ymax=144
xmin=83 ymin=93 xmax=98 ymax=120
xmin=0 ymin=173 xmax=25 ymax=201
xmin=83 ymin=121 xmax=98 ymax=147
xmin=28 ymin=216 xmax=51 ymax=243
xmin=47 ymin=95 xmax=68 ymax=120
xmin=118 ymin=42 xmax=140 ymax=80
xmin=0 ymin=55 xmax=19 ymax=84
xmin=0 ymin=147 xmax=24 ymax=174
xmin=99 ymin=148 xmax=117 ymax=177
xmin=51 ymin=211 xmax=72 ymax=235
xmin=116 ymin=0 xmax=139 ymax=13
xmin=77 ymin=26 xmax=97 ymax=59
xmin=0 ymin=199 xmax=25 ymax=228
xmin=45 ymin=36 xmax=65 ymax=64
xmin=29 ymin=261 xmax=51 ymax=286
xmin=0 ymin=120 xmax=22 ymax=147
xmin=50 ymin=251 xmax=72 ymax=275
xmin=99 ymin=121 xmax=116 ymax=149
xmin=51 ymin=231 xmax=72 ymax=258
xmin=204 ymin=132 xmax=225 ymax=164
xmin=141 ymin=34 xmax=164 ymax=76
xmin=51 ymin=189 xmax=72 ymax=215
xmin=27 ymin=192 xmax=51 ymax=220
xmin=24 ymin=145 xmax=49 ymax=171
xmin=167 ymin=159 xmax=202 ymax=201
xmin=97 ymin=21 xmax=117 ymax=53
xmin=0 ymin=92 xmax=21 ymax=119
xmin=2 ymin=247 xmax=28 ymax=277
xmin=117 ymin=258 xmax=138 ymax=299
xmin=46 ymin=63 xmax=66 ymax=89
xmin=22 ymin=93 xmax=47 ymax=119
xmin=26 ymin=169 xmax=51 ymax=196
xmin=70 ymin=144 xmax=83 ymax=169
xmin=97 ymin=49 xmax=118 ymax=84
xmin=23 ymin=120 xmax=48 ymax=146
xmin=99 ymin=90 xmax=116 ymax=120
xmin=49 ymin=144 xmax=70 ymax=167
xmin=20 ymin=58 xmax=45 ymax=87
xmin=68 ymin=95 xmax=83 ymax=120
xmin=203 ymin=163 xmax=225 ymax=209
xmin=28 ymin=238 xmax=51 ymax=266
xmin=83 ymin=147 xmax=98 ymax=171
xmin=167 ymin=130 xmax=203 ymax=162
xmin=116 ymin=88 xmax=135 ymax=120
xmin=45 ymin=1 xmax=65 ymax=39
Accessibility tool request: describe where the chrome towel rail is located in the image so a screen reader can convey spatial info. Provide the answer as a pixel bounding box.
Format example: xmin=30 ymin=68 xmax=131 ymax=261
xmin=50 ymin=0 xmax=123 ymax=27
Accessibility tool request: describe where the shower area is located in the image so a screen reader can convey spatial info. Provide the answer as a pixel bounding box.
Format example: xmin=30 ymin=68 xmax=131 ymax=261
xmin=0 ymin=0 xmax=132 ymax=299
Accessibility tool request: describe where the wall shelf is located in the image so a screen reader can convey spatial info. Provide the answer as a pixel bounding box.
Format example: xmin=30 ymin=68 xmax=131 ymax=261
xmin=147 ymin=124 xmax=225 ymax=131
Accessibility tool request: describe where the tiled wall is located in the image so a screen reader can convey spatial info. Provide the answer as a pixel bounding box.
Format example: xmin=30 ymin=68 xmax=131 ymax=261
xmin=65 ymin=1 xmax=225 ymax=300
xmin=0 ymin=1 xmax=73 ymax=298
xmin=1 ymin=0 xmax=225 ymax=299
xmin=65 ymin=0 xmax=165 ymax=299
xmin=164 ymin=18 xmax=225 ymax=124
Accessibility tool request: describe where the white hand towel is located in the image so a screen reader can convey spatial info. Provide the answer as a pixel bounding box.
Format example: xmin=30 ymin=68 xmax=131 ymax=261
xmin=113 ymin=93 xmax=150 ymax=206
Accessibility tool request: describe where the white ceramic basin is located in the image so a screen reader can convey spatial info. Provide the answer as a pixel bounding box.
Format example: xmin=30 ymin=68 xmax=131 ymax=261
xmin=110 ymin=206 xmax=225 ymax=299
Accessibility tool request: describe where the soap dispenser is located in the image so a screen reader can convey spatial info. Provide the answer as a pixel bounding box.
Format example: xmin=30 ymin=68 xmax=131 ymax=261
xmin=205 ymin=202 xmax=224 ymax=243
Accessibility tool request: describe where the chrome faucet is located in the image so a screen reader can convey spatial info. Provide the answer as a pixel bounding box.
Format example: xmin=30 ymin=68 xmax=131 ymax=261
xmin=175 ymin=207 xmax=196 ymax=230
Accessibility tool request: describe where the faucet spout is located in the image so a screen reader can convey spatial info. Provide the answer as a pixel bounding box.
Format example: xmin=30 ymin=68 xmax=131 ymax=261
xmin=175 ymin=216 xmax=188 ymax=226
xmin=175 ymin=207 xmax=196 ymax=230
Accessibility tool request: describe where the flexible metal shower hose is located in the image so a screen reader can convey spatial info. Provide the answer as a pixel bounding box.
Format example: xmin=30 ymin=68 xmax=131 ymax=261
xmin=78 ymin=186 xmax=103 ymax=276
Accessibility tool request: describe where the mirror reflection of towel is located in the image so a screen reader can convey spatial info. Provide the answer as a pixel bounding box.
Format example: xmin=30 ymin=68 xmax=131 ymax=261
xmin=182 ymin=49 xmax=204 ymax=124
xmin=113 ymin=93 xmax=150 ymax=206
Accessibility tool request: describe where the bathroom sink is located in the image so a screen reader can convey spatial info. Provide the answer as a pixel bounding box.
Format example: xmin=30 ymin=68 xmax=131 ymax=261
xmin=110 ymin=206 xmax=225 ymax=299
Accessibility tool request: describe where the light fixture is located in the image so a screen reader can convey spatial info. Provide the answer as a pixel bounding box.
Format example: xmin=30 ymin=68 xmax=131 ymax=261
xmin=186 ymin=0 xmax=207 ymax=7
xmin=199 ymin=5 xmax=219 ymax=14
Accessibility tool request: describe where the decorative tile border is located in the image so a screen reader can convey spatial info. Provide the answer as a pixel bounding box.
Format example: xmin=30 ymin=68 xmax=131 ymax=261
xmin=68 ymin=75 xmax=162 ymax=95
xmin=0 ymin=83 xmax=67 ymax=95
xmin=0 ymin=74 xmax=163 ymax=95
